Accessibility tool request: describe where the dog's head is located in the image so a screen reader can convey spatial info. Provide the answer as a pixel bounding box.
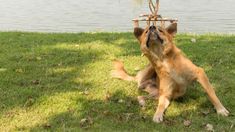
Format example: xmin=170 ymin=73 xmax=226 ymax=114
xmin=134 ymin=23 xmax=177 ymax=57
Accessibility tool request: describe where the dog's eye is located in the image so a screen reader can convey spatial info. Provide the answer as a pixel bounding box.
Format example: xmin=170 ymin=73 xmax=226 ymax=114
xmin=145 ymin=30 xmax=148 ymax=34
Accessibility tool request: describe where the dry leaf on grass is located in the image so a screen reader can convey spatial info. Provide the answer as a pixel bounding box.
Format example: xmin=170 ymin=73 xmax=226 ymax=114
xmin=124 ymin=113 xmax=134 ymax=121
xmin=80 ymin=116 xmax=93 ymax=128
xmin=24 ymin=96 xmax=35 ymax=107
xmin=183 ymin=120 xmax=191 ymax=127
xmin=31 ymin=80 xmax=40 ymax=85
xmin=205 ymin=123 xmax=214 ymax=132
xmin=84 ymin=91 xmax=89 ymax=95
xmin=191 ymin=38 xmax=196 ymax=43
xmin=103 ymin=110 xmax=110 ymax=115
xmin=104 ymin=91 xmax=111 ymax=101
xmin=118 ymin=99 xmax=124 ymax=103
xmin=16 ymin=68 xmax=23 ymax=73
xmin=78 ymin=91 xmax=89 ymax=95
xmin=43 ymin=123 xmax=51 ymax=129
xmin=201 ymin=109 xmax=210 ymax=116
xmin=36 ymin=57 xmax=42 ymax=60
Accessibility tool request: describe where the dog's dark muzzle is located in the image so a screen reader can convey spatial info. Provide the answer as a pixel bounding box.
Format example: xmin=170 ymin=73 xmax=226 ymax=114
xmin=149 ymin=25 xmax=156 ymax=32
xmin=146 ymin=26 xmax=163 ymax=48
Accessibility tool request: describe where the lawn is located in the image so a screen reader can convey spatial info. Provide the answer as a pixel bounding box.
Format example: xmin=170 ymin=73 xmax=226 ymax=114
xmin=0 ymin=32 xmax=234 ymax=131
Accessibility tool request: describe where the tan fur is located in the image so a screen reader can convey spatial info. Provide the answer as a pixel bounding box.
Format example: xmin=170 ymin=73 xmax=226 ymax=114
xmin=112 ymin=23 xmax=229 ymax=123
xmin=111 ymin=60 xmax=135 ymax=81
xmin=134 ymin=23 xmax=229 ymax=123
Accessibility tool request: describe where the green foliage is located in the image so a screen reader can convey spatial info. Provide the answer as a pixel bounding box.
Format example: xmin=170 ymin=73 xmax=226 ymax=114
xmin=0 ymin=32 xmax=234 ymax=131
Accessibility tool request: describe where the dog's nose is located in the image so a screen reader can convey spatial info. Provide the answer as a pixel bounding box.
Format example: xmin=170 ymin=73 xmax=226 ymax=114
xmin=149 ymin=25 xmax=156 ymax=31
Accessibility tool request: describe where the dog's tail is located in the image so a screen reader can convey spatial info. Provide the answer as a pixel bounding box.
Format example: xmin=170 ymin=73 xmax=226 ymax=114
xmin=111 ymin=60 xmax=136 ymax=81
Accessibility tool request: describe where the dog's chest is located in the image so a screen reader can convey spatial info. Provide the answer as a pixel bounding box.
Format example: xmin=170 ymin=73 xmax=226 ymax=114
xmin=162 ymin=60 xmax=187 ymax=84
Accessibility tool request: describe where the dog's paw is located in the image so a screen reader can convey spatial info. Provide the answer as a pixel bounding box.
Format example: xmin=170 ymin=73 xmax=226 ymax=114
xmin=217 ymin=107 xmax=229 ymax=116
xmin=137 ymin=96 xmax=145 ymax=107
xmin=153 ymin=113 xmax=163 ymax=123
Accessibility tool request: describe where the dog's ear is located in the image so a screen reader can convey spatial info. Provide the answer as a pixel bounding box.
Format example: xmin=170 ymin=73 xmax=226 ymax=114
xmin=166 ymin=23 xmax=177 ymax=36
xmin=134 ymin=27 xmax=144 ymax=41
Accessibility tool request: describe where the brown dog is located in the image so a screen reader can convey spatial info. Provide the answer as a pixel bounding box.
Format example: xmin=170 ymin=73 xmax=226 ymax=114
xmin=112 ymin=23 xmax=229 ymax=123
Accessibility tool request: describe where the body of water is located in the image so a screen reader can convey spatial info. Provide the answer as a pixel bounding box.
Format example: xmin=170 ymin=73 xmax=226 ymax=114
xmin=0 ymin=0 xmax=234 ymax=33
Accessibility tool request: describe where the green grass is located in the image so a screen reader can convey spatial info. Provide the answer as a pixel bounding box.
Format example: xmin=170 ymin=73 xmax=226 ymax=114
xmin=0 ymin=32 xmax=234 ymax=131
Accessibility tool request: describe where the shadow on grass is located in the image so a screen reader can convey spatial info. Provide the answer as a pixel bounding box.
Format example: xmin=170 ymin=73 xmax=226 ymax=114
xmin=29 ymin=90 xmax=148 ymax=131
xmin=28 ymin=89 xmax=203 ymax=131
xmin=0 ymin=32 xmax=138 ymax=114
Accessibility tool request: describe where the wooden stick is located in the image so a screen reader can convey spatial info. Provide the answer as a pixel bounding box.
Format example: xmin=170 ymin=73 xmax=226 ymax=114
xmin=148 ymin=0 xmax=155 ymax=14
xmin=132 ymin=18 xmax=178 ymax=22
xmin=149 ymin=0 xmax=155 ymax=12
xmin=155 ymin=0 xmax=159 ymax=15
xmin=133 ymin=0 xmax=178 ymax=28
xmin=139 ymin=14 xmax=162 ymax=18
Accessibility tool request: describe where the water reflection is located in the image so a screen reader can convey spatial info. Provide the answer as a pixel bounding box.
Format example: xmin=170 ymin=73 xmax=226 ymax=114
xmin=0 ymin=0 xmax=234 ymax=33
xmin=132 ymin=0 xmax=145 ymax=7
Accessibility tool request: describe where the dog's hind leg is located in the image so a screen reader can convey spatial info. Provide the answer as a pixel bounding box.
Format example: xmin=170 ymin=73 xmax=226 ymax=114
xmin=196 ymin=68 xmax=229 ymax=116
xmin=136 ymin=64 xmax=156 ymax=87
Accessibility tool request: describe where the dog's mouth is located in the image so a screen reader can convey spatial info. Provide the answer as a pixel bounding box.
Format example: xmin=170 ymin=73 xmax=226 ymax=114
xmin=146 ymin=26 xmax=163 ymax=48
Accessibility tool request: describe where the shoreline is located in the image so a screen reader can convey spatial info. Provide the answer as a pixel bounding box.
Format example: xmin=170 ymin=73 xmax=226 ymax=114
xmin=0 ymin=31 xmax=235 ymax=36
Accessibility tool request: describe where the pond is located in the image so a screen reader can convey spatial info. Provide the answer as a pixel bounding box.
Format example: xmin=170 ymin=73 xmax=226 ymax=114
xmin=0 ymin=0 xmax=234 ymax=33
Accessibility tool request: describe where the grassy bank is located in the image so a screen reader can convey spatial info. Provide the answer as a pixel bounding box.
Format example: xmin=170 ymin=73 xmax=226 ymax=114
xmin=0 ymin=32 xmax=234 ymax=131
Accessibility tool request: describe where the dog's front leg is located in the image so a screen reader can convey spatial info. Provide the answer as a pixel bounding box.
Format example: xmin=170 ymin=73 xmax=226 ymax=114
xmin=152 ymin=78 xmax=172 ymax=123
xmin=153 ymin=95 xmax=170 ymax=123
xmin=196 ymin=68 xmax=229 ymax=116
